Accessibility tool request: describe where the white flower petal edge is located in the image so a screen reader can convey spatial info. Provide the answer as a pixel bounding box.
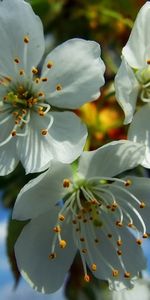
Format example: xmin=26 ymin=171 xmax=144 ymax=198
xmin=112 ymin=279 xmax=150 ymax=300
xmin=12 ymin=161 xmax=73 ymax=220
xmin=15 ymin=209 xmax=76 ymax=294
xmin=41 ymin=39 xmax=105 ymax=109
xmin=128 ymin=104 xmax=150 ymax=168
xmin=122 ymin=2 xmax=150 ymax=69
xmin=78 ymin=140 xmax=145 ymax=179
xmin=114 ymin=59 xmax=139 ymax=124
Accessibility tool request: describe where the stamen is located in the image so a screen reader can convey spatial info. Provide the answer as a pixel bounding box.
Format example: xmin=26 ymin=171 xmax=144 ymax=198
xmin=91 ymin=263 xmax=97 ymax=271
xmin=47 ymin=61 xmax=54 ymax=69
xmin=24 ymin=36 xmax=30 ymax=43
xmin=14 ymin=57 xmax=20 ymax=64
xmin=124 ymin=272 xmax=131 ymax=278
xmin=63 ymin=179 xmax=71 ymax=188
xmin=112 ymin=269 xmax=119 ymax=277
xmin=19 ymin=69 xmax=25 ymax=76
xmin=59 ymin=240 xmax=67 ymax=249
xmin=48 ymin=253 xmax=56 ymax=259
xmin=84 ymin=274 xmax=90 ymax=282
xmin=41 ymin=129 xmax=48 ymax=136
xmin=56 ymin=84 xmax=62 ymax=91
xmin=32 ymin=67 xmax=38 ymax=75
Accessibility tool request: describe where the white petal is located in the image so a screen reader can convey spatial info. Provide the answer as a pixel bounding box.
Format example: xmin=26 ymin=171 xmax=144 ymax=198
xmin=13 ymin=161 xmax=72 ymax=220
xmin=0 ymin=138 xmax=18 ymax=175
xmin=41 ymin=39 xmax=105 ymax=108
xmin=115 ymin=59 xmax=139 ymax=124
xmin=128 ymin=104 xmax=150 ymax=168
xmin=78 ymin=140 xmax=145 ymax=179
xmin=15 ymin=209 xmax=76 ymax=294
xmin=122 ymin=2 xmax=150 ymax=68
xmin=0 ymin=0 xmax=44 ymax=77
xmin=16 ymin=113 xmax=54 ymax=174
xmin=47 ymin=111 xmax=87 ymax=164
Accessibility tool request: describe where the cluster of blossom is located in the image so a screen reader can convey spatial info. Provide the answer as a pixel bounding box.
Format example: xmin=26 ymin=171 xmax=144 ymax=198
xmin=1 ymin=0 xmax=150 ymax=295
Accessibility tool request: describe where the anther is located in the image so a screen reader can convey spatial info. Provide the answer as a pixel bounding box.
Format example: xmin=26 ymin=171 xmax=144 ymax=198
xmin=116 ymin=220 xmax=123 ymax=227
xmin=80 ymin=237 xmax=85 ymax=242
xmin=84 ymin=274 xmax=90 ymax=282
xmin=11 ymin=130 xmax=17 ymax=137
xmin=147 ymin=59 xmax=150 ymax=65
xmin=72 ymin=220 xmax=77 ymax=225
xmin=140 ymin=201 xmax=146 ymax=208
xmin=94 ymin=238 xmax=99 ymax=243
xmin=63 ymin=179 xmax=70 ymax=188
xmin=19 ymin=69 xmax=25 ymax=76
xmin=35 ymin=78 xmax=40 ymax=84
xmin=14 ymin=57 xmax=20 ymax=64
xmin=136 ymin=239 xmax=142 ymax=245
xmin=59 ymin=214 xmax=65 ymax=221
xmin=107 ymin=234 xmax=112 ymax=238
xmin=117 ymin=239 xmax=122 ymax=246
xmin=117 ymin=250 xmax=122 ymax=256
xmin=56 ymin=84 xmax=62 ymax=91
xmin=112 ymin=269 xmax=119 ymax=277
xmin=32 ymin=67 xmax=38 ymax=74
xmin=59 ymin=240 xmax=67 ymax=249
xmin=128 ymin=223 xmax=133 ymax=228
xmin=82 ymin=248 xmax=87 ymax=254
xmin=47 ymin=61 xmax=53 ymax=68
xmin=53 ymin=225 xmax=61 ymax=233
xmin=143 ymin=233 xmax=148 ymax=239
xmin=41 ymin=77 xmax=48 ymax=82
xmin=24 ymin=36 xmax=30 ymax=43
xmin=124 ymin=272 xmax=131 ymax=278
xmin=38 ymin=92 xmax=45 ymax=97
xmin=124 ymin=179 xmax=132 ymax=187
xmin=48 ymin=253 xmax=56 ymax=259
xmin=91 ymin=199 xmax=98 ymax=205
xmin=41 ymin=129 xmax=48 ymax=136
xmin=91 ymin=263 xmax=97 ymax=271
xmin=22 ymin=109 xmax=27 ymax=115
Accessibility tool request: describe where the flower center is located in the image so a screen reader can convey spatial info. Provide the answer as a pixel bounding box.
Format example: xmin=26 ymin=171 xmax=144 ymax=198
xmin=135 ymin=66 xmax=150 ymax=102
xmin=48 ymin=176 xmax=148 ymax=283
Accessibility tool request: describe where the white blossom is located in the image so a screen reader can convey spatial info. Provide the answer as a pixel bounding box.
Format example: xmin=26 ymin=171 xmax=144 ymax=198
xmin=0 ymin=0 xmax=105 ymax=174
xmin=12 ymin=141 xmax=149 ymax=293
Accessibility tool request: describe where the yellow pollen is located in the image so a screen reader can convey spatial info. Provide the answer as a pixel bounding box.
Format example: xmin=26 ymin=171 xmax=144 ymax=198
xmin=112 ymin=269 xmax=119 ymax=277
xmin=19 ymin=69 xmax=25 ymax=76
xmin=136 ymin=239 xmax=142 ymax=245
xmin=63 ymin=179 xmax=71 ymax=188
xmin=14 ymin=57 xmax=20 ymax=64
xmin=59 ymin=214 xmax=65 ymax=221
xmin=41 ymin=77 xmax=48 ymax=82
xmin=11 ymin=130 xmax=17 ymax=137
xmin=41 ymin=129 xmax=48 ymax=136
xmin=124 ymin=272 xmax=131 ymax=278
xmin=140 ymin=201 xmax=146 ymax=208
xmin=91 ymin=263 xmax=97 ymax=271
xmin=32 ymin=67 xmax=38 ymax=74
xmin=59 ymin=239 xmax=67 ymax=249
xmin=53 ymin=225 xmax=61 ymax=233
xmin=124 ymin=179 xmax=132 ymax=187
xmin=117 ymin=239 xmax=122 ymax=246
xmin=24 ymin=36 xmax=30 ymax=43
xmin=47 ymin=61 xmax=54 ymax=68
xmin=84 ymin=274 xmax=90 ymax=282
xmin=56 ymin=84 xmax=62 ymax=91
xmin=48 ymin=253 xmax=56 ymax=259
xmin=143 ymin=233 xmax=148 ymax=239
xmin=117 ymin=249 xmax=122 ymax=256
